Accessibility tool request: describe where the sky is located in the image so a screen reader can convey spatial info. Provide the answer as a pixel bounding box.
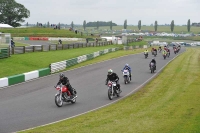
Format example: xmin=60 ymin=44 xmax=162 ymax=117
xmin=15 ymin=0 xmax=200 ymax=25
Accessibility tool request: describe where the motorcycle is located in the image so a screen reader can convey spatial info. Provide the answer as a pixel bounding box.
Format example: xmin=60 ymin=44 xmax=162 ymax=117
xmin=144 ymin=53 xmax=148 ymax=59
xmin=122 ymin=69 xmax=130 ymax=84
xmin=107 ymin=81 xmax=121 ymax=100
xmin=54 ymin=85 xmax=77 ymax=107
xmin=153 ymin=51 xmax=157 ymax=57
xmin=174 ymin=48 xmax=177 ymax=54
xmin=150 ymin=62 xmax=155 ymax=73
xmin=158 ymin=48 xmax=162 ymax=53
xmin=163 ymin=53 xmax=167 ymax=59
xmin=167 ymin=51 xmax=170 ymax=57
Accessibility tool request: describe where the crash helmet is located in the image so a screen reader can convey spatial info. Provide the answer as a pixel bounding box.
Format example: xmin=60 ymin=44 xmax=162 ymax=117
xmin=108 ymin=69 xmax=113 ymax=75
xmin=59 ymin=73 xmax=65 ymax=79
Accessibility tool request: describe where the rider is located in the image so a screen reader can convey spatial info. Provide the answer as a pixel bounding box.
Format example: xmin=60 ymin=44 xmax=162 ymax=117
xmin=105 ymin=69 xmax=121 ymax=92
xmin=153 ymin=48 xmax=157 ymax=55
xmin=122 ymin=64 xmax=132 ymax=81
xmin=163 ymin=49 xmax=167 ymax=55
xmin=158 ymin=46 xmax=162 ymax=51
xmin=144 ymin=49 xmax=148 ymax=55
xmin=149 ymin=58 xmax=156 ymax=70
xmin=151 ymin=47 xmax=155 ymax=54
xmin=57 ymin=73 xmax=75 ymax=98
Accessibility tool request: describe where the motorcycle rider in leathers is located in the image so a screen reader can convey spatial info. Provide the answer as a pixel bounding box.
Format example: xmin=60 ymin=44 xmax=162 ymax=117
xmin=149 ymin=58 xmax=156 ymax=70
xmin=122 ymin=64 xmax=132 ymax=81
xmin=105 ymin=69 xmax=121 ymax=92
xmin=57 ymin=73 xmax=75 ymax=99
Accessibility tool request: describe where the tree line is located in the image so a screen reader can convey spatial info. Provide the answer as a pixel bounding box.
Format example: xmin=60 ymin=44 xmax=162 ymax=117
xmin=0 ymin=0 xmax=192 ymax=32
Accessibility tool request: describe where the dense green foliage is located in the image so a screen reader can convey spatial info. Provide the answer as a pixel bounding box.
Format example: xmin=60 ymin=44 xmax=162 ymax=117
xmin=0 ymin=0 xmax=30 ymax=27
xmin=138 ymin=20 xmax=141 ymax=30
xmin=124 ymin=19 xmax=127 ymax=29
xmin=187 ymin=19 xmax=191 ymax=32
xmin=170 ymin=20 xmax=175 ymax=32
xmin=86 ymin=21 xmax=117 ymax=27
xmin=154 ymin=21 xmax=158 ymax=31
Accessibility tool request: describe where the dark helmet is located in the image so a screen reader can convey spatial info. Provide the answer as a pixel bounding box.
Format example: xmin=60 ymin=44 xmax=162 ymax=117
xmin=59 ymin=73 xmax=65 ymax=79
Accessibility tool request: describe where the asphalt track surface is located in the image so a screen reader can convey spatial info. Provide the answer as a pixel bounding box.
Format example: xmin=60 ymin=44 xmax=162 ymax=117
xmin=17 ymin=40 xmax=51 ymax=46
xmin=0 ymin=47 xmax=185 ymax=133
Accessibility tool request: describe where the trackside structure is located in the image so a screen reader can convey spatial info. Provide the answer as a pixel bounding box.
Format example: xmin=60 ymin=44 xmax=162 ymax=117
xmin=0 ymin=33 xmax=11 ymax=59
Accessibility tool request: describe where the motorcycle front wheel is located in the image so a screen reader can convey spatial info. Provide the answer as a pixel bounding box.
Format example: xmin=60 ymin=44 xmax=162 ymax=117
xmin=55 ymin=94 xmax=63 ymax=107
xmin=108 ymin=88 xmax=113 ymax=100
xmin=124 ymin=76 xmax=128 ymax=84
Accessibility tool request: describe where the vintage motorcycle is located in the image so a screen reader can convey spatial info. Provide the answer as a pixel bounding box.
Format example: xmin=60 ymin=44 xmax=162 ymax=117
xmin=144 ymin=53 xmax=148 ymax=59
xmin=54 ymin=84 xmax=77 ymax=107
xmin=150 ymin=62 xmax=155 ymax=73
xmin=107 ymin=81 xmax=121 ymax=100
xmin=122 ymin=69 xmax=130 ymax=84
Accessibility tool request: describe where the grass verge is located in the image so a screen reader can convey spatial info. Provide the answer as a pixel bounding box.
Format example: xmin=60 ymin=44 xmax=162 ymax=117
xmin=0 ymin=45 xmax=119 ymax=78
xmin=19 ymin=48 xmax=200 ymax=133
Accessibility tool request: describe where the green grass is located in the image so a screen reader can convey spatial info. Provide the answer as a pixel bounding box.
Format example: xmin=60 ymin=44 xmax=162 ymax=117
xmin=19 ymin=48 xmax=200 ymax=133
xmin=0 ymin=45 xmax=122 ymax=78
xmin=0 ymin=28 xmax=92 ymax=38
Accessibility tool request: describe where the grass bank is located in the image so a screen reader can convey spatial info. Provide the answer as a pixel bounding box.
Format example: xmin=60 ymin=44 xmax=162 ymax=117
xmin=19 ymin=48 xmax=200 ymax=133
xmin=0 ymin=28 xmax=91 ymax=38
xmin=0 ymin=45 xmax=122 ymax=78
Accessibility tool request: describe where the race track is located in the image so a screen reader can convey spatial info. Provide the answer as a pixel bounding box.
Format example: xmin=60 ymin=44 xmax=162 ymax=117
xmin=0 ymin=47 xmax=185 ymax=133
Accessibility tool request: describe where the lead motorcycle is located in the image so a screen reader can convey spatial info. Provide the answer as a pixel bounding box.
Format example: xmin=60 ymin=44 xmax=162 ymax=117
xmin=122 ymin=69 xmax=130 ymax=84
xmin=54 ymin=84 xmax=77 ymax=107
xmin=107 ymin=81 xmax=121 ymax=100
xmin=150 ymin=62 xmax=155 ymax=73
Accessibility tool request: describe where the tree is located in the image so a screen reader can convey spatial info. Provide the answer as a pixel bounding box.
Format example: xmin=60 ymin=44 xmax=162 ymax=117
xmin=58 ymin=22 xmax=60 ymax=29
xmin=110 ymin=20 xmax=112 ymax=30
xmin=97 ymin=21 xmax=99 ymax=29
xmin=83 ymin=20 xmax=86 ymax=31
xmin=0 ymin=0 xmax=30 ymax=27
xmin=26 ymin=22 xmax=28 ymax=27
xmin=187 ymin=19 xmax=190 ymax=32
xmin=154 ymin=21 xmax=158 ymax=31
xmin=47 ymin=21 xmax=50 ymax=28
xmin=138 ymin=20 xmax=141 ymax=30
xmin=86 ymin=21 xmax=117 ymax=27
xmin=124 ymin=19 xmax=127 ymax=29
xmin=170 ymin=20 xmax=174 ymax=32
xmin=71 ymin=21 xmax=74 ymax=29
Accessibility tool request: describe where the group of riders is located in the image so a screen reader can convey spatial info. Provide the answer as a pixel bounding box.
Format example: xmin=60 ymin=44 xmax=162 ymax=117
xmin=57 ymin=44 xmax=181 ymax=100
xmin=57 ymin=63 xmax=132 ymax=99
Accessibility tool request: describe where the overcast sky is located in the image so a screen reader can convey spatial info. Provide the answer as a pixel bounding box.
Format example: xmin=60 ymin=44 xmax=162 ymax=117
xmin=15 ymin=0 xmax=199 ymax=25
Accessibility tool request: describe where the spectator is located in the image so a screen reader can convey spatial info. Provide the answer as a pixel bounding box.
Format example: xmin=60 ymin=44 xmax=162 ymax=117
xmin=96 ymin=38 xmax=98 ymax=44
xmin=11 ymin=39 xmax=15 ymax=48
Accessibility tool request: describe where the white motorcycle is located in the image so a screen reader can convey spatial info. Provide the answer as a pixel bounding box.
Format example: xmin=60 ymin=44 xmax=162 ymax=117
xmin=107 ymin=81 xmax=121 ymax=100
xmin=122 ymin=69 xmax=130 ymax=84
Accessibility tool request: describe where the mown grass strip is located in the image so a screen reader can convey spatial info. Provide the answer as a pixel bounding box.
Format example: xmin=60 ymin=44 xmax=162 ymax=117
xmin=19 ymin=48 xmax=200 ymax=133
xmin=0 ymin=45 xmax=120 ymax=78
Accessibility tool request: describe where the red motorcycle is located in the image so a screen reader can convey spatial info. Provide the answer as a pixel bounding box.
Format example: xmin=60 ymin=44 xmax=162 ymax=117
xmin=54 ymin=85 xmax=77 ymax=107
